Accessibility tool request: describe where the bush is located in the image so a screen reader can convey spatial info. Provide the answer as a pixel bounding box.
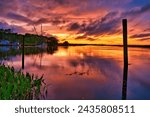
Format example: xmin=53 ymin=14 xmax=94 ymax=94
xmin=0 ymin=64 xmax=46 ymax=100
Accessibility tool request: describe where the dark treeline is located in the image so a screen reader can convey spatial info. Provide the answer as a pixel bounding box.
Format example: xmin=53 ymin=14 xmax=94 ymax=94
xmin=0 ymin=46 xmax=58 ymax=62
xmin=0 ymin=29 xmax=58 ymax=46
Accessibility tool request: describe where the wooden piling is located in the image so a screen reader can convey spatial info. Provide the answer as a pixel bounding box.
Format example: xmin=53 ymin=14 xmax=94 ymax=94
xmin=122 ymin=19 xmax=128 ymax=100
xmin=22 ymin=35 xmax=25 ymax=69
xmin=123 ymin=19 xmax=128 ymax=66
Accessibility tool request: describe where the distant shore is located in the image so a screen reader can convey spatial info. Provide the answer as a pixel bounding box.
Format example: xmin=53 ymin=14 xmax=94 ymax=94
xmin=58 ymin=43 xmax=150 ymax=48
xmin=0 ymin=43 xmax=150 ymax=48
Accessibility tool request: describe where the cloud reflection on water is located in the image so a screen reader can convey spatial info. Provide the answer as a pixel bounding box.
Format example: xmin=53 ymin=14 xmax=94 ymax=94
xmin=1 ymin=46 xmax=150 ymax=99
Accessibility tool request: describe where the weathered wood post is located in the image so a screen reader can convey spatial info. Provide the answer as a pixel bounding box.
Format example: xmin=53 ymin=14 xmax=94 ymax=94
xmin=122 ymin=19 xmax=128 ymax=100
xmin=22 ymin=35 xmax=25 ymax=69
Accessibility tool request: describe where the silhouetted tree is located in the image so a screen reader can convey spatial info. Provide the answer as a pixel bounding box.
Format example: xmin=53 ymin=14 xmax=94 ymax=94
xmin=62 ymin=41 xmax=69 ymax=46
xmin=0 ymin=28 xmax=59 ymax=46
xmin=47 ymin=36 xmax=58 ymax=46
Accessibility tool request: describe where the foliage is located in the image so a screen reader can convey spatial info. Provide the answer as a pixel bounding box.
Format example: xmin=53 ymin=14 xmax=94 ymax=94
xmin=47 ymin=36 xmax=58 ymax=46
xmin=62 ymin=41 xmax=69 ymax=46
xmin=0 ymin=28 xmax=58 ymax=46
xmin=0 ymin=64 xmax=46 ymax=100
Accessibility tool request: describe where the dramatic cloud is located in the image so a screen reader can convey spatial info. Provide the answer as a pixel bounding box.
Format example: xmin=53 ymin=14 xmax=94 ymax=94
xmin=75 ymin=35 xmax=97 ymax=41
xmin=0 ymin=0 xmax=150 ymax=44
xmin=80 ymin=11 xmax=121 ymax=36
xmin=6 ymin=12 xmax=33 ymax=24
xmin=130 ymin=33 xmax=150 ymax=38
xmin=122 ymin=4 xmax=150 ymax=17
xmin=67 ymin=3 xmax=150 ymax=37
xmin=0 ymin=21 xmax=27 ymax=33
xmin=67 ymin=22 xmax=81 ymax=31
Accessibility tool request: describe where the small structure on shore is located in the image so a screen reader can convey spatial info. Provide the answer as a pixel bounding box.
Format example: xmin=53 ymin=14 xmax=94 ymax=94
xmin=0 ymin=40 xmax=20 ymax=46
xmin=62 ymin=41 xmax=69 ymax=46
xmin=11 ymin=41 xmax=20 ymax=46
xmin=0 ymin=40 xmax=10 ymax=45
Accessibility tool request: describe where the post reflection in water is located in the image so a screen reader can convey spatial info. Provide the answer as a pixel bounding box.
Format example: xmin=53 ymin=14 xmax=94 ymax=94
xmin=122 ymin=62 xmax=128 ymax=100
xmin=22 ymin=36 xmax=24 ymax=69
xmin=122 ymin=19 xmax=128 ymax=100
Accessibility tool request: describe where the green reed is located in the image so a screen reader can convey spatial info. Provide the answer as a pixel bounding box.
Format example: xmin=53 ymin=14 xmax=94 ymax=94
xmin=0 ymin=64 xmax=45 ymax=100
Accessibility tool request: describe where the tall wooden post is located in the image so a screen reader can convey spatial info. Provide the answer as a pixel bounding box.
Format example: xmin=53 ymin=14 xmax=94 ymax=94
xmin=22 ymin=35 xmax=25 ymax=69
xmin=123 ymin=19 xmax=128 ymax=66
xmin=122 ymin=19 xmax=128 ymax=100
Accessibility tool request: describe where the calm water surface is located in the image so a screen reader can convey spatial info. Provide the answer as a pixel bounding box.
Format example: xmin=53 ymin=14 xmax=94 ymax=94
xmin=1 ymin=46 xmax=150 ymax=99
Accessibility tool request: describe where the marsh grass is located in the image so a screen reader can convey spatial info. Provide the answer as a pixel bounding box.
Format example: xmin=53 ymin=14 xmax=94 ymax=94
xmin=0 ymin=64 xmax=46 ymax=100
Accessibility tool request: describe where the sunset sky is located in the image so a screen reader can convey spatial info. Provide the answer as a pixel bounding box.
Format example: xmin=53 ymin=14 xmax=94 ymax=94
xmin=0 ymin=0 xmax=150 ymax=45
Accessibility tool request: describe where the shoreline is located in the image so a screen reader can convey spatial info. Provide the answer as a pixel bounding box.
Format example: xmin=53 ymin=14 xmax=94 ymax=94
xmin=0 ymin=44 xmax=150 ymax=48
xmin=58 ymin=44 xmax=150 ymax=48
